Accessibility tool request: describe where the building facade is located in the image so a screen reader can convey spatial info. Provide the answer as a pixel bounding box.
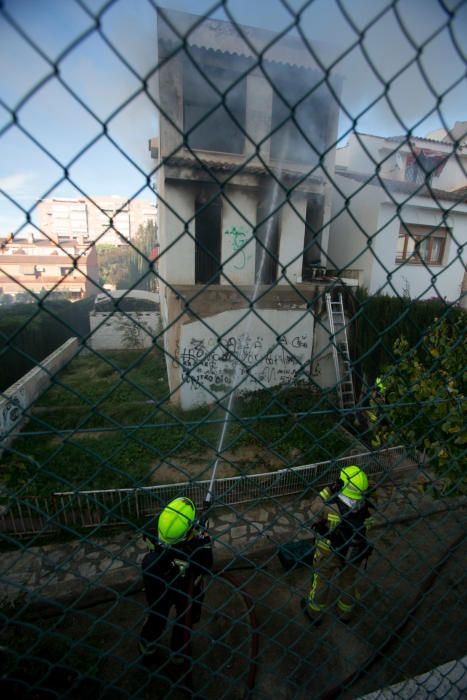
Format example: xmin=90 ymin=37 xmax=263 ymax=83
xmin=37 ymin=196 xmax=157 ymax=246
xmin=0 ymin=234 xmax=99 ymax=301
xmin=328 ymin=131 xmax=467 ymax=302
xmin=154 ymin=9 xmax=345 ymax=408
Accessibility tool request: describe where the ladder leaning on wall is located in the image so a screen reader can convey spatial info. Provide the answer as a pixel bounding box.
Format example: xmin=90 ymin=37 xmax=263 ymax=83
xmin=325 ymin=292 xmax=356 ymax=410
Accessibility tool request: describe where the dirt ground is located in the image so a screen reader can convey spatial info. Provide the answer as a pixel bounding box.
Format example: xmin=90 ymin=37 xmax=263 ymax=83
xmin=2 ymin=509 xmax=466 ymax=700
xmin=151 ymin=445 xmax=287 ymax=483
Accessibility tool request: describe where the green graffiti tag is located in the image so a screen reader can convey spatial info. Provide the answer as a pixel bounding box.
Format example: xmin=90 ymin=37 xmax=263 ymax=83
xmin=224 ymin=226 xmax=252 ymax=270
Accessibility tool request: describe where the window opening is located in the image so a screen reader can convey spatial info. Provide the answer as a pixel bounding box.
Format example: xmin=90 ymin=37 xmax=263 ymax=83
xmin=302 ymin=194 xmax=325 ymax=280
xmin=183 ymin=49 xmax=248 ymax=154
xmin=195 ymin=191 xmax=222 ymax=284
xmin=396 ymin=225 xmax=447 ymax=266
xmin=268 ymin=64 xmax=332 ymax=165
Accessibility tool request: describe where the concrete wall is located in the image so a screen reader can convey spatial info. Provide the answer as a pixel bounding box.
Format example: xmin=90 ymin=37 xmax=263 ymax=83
xmin=335 ymin=135 xmax=401 ymax=179
xmin=0 ymin=338 xmax=80 ymax=452
xmin=328 ymin=174 xmax=382 ymax=287
xmin=162 ymin=284 xmax=339 ymax=408
xmin=89 ymin=312 xmax=161 ymax=350
xmin=160 ymin=180 xmax=196 ymax=285
xmin=278 ymin=192 xmax=307 ymax=285
xmin=174 ymin=308 xmax=314 ymax=409
xmin=221 ymin=187 xmax=257 ymax=286
xmin=157 ymin=51 xmax=184 ymax=158
xmin=245 ymin=67 xmax=273 ymax=160
xmin=437 ymin=153 xmax=467 ymax=190
xmin=165 ymin=291 xmax=344 ymax=409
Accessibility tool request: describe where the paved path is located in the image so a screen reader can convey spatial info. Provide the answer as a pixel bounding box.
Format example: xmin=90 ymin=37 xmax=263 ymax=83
xmin=1 ymin=476 xmax=466 ymax=700
xmin=1 ymin=479 xmax=463 ymax=612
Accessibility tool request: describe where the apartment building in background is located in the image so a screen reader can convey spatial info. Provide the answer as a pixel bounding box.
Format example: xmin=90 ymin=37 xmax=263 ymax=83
xmin=153 ymin=9 xmax=345 ymax=409
xmin=37 ymin=196 xmax=157 ymax=246
xmin=0 ymin=233 xmax=99 ymax=301
xmin=328 ymin=127 xmax=467 ymax=302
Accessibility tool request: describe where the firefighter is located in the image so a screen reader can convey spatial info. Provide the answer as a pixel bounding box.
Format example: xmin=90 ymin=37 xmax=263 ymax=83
xmin=139 ymin=497 xmax=213 ymax=664
xmin=302 ymin=466 xmax=375 ymax=626
xmin=367 ymin=376 xmax=386 ymax=423
xmin=374 ymin=376 xmax=386 ymax=398
xmin=367 ymin=376 xmax=387 ymax=447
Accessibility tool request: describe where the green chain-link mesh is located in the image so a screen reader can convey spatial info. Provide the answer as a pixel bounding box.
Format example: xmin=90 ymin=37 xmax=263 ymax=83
xmin=0 ymin=1 xmax=466 ymax=698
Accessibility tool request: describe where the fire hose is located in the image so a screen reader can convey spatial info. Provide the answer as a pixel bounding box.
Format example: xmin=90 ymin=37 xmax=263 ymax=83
xmin=180 ymin=455 xmax=259 ymax=699
xmin=320 ymin=530 xmax=466 ymax=700
xmin=182 ymin=570 xmax=259 ymax=699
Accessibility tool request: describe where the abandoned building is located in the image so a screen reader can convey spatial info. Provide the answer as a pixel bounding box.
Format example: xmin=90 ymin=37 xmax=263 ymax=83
xmin=152 ymin=9 xmax=348 ymax=409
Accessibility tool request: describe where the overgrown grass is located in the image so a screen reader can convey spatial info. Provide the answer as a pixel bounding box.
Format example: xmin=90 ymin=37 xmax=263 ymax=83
xmin=2 ymin=349 xmax=354 ymax=496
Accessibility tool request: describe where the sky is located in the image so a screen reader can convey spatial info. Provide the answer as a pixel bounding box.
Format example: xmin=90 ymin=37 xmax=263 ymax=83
xmin=0 ymin=0 xmax=466 ymax=237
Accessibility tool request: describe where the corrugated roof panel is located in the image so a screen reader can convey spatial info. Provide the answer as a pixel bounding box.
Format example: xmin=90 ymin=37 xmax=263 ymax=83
xmin=157 ymin=7 xmax=338 ymax=70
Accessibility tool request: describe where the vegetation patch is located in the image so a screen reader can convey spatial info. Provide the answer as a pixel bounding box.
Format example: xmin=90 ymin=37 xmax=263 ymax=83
xmin=2 ymin=350 xmax=353 ymax=496
xmin=0 ymin=297 xmax=94 ymax=391
xmin=351 ymin=289 xmax=465 ymax=386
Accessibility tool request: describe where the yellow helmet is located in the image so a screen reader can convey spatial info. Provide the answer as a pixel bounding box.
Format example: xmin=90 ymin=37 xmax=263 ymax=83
xmin=339 ymin=466 xmax=368 ymax=501
xmin=158 ymin=497 xmax=196 ymax=545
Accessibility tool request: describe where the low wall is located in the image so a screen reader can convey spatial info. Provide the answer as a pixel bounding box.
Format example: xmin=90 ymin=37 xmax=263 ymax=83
xmin=89 ymin=311 xmax=161 ymax=350
xmin=0 ymin=337 xmax=80 ymax=453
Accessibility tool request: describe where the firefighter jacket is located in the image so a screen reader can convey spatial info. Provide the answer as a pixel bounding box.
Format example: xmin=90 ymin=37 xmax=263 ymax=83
xmin=142 ymin=518 xmax=213 ymax=604
xmin=310 ymin=486 xmax=375 ymax=563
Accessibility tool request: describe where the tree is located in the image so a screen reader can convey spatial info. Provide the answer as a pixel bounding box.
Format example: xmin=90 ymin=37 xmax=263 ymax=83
xmin=96 ymin=221 xmax=158 ymax=292
xmin=119 ymin=221 xmax=158 ymax=292
xmin=373 ymin=316 xmax=466 ymax=495
xmin=97 ymin=245 xmax=130 ymax=288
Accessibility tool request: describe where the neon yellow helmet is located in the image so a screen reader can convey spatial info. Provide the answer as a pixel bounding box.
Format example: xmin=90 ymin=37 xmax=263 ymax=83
xmin=339 ymin=466 xmax=368 ymax=500
xmin=158 ymin=497 xmax=196 ymax=545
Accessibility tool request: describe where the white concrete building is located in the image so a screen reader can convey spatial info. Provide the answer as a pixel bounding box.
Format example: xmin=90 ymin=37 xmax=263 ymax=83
xmin=0 ymin=234 xmax=99 ymax=300
xmin=37 ymin=197 xmax=157 ymax=246
xmin=153 ymin=9 xmax=346 ymax=408
xmin=329 ymin=131 xmax=467 ymax=302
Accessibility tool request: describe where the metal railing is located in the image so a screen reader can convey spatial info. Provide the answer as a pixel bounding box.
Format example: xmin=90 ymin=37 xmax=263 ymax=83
xmin=1 ymin=446 xmax=408 ymax=537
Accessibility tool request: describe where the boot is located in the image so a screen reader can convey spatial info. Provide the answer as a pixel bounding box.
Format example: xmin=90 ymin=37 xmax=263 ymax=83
xmin=301 ymin=599 xmax=323 ymax=627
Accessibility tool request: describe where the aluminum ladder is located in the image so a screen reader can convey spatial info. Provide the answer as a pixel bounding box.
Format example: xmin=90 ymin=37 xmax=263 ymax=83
xmin=325 ymin=292 xmax=355 ymax=409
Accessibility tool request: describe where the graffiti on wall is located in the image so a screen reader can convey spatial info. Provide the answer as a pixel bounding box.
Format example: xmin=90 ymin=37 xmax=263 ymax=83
xmin=224 ymin=226 xmax=252 ymax=270
xmin=0 ymin=387 xmax=27 ymax=439
xmin=176 ymin=310 xmax=314 ymax=408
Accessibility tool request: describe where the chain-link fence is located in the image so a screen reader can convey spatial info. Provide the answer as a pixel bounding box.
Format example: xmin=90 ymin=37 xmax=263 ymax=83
xmin=0 ymin=1 xmax=466 ymax=698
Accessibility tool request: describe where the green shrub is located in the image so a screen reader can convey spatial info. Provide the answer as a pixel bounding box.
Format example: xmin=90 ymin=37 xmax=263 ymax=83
xmin=350 ymin=288 xmax=465 ymax=390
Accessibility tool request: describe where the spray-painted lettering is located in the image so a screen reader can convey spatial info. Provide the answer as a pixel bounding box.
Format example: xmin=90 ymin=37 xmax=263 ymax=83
xmin=224 ymin=226 xmax=252 ymax=270
xmin=175 ymin=331 xmax=311 ymax=397
xmin=0 ymin=388 xmax=27 ymax=438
